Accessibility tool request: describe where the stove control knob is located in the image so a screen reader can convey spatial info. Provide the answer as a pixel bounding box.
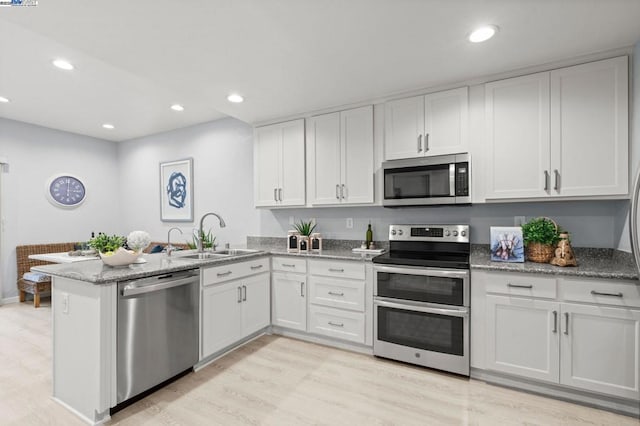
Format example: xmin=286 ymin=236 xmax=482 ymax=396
xmin=391 ymin=230 xmax=396 ymax=236
xmin=453 ymin=230 xmax=459 ymax=237
xmin=461 ymin=230 xmax=467 ymax=237
xmin=444 ymin=230 xmax=451 ymax=236
xmin=398 ymin=230 xmax=404 ymax=236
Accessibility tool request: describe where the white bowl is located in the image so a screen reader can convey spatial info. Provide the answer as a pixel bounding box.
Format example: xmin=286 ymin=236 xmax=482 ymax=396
xmin=99 ymin=247 xmax=141 ymax=267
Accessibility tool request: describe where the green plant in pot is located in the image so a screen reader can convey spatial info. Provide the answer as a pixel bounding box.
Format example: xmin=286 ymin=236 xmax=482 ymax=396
xmin=187 ymin=228 xmax=217 ymax=250
xmin=293 ymin=220 xmax=316 ymax=251
xmin=89 ymin=234 xmax=126 ymax=255
xmin=521 ymin=217 xmax=561 ymax=263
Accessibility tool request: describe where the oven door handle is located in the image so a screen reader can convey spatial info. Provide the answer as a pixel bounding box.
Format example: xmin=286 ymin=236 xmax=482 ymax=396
xmin=374 ymin=265 xmax=469 ymax=280
xmin=374 ymin=299 xmax=469 ymax=318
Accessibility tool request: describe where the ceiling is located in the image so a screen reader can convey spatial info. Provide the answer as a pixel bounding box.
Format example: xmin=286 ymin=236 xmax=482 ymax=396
xmin=1 ymin=0 xmax=640 ymax=142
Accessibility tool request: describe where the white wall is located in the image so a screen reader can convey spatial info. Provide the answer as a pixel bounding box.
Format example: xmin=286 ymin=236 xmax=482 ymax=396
xmin=0 ymin=118 xmax=120 ymax=301
xmin=117 ymin=117 xmax=259 ymax=249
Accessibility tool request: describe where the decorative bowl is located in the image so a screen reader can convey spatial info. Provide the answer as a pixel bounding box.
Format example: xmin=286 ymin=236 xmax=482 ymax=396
xmin=99 ymin=247 xmax=141 ymax=267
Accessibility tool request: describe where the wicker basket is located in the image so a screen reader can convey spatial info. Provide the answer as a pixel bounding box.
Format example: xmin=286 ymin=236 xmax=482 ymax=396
xmin=524 ymin=217 xmax=558 ymax=263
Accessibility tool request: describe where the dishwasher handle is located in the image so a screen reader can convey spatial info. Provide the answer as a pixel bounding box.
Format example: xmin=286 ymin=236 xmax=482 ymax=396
xmin=121 ymin=275 xmax=198 ymax=297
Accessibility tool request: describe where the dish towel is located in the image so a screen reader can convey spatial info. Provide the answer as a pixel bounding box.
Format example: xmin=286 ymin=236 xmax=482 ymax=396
xmin=23 ymin=272 xmax=49 ymax=282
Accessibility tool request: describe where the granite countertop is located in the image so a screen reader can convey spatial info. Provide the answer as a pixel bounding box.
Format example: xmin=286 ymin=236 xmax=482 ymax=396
xmin=32 ymin=250 xmax=271 ymax=284
xmin=471 ymin=245 xmax=638 ymax=281
xmin=247 ymin=236 xmax=384 ymax=262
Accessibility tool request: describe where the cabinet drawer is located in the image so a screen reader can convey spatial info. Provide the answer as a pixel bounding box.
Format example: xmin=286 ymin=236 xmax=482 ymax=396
xmin=202 ymin=257 xmax=270 ymax=287
xmin=309 ymin=259 xmax=365 ymax=280
xmin=560 ymin=278 xmax=640 ymax=308
xmin=272 ymin=256 xmax=307 ymax=273
xmin=309 ymin=276 xmax=365 ymax=312
xmin=308 ymin=305 xmax=365 ymax=344
xmin=485 ymin=273 xmax=557 ymax=299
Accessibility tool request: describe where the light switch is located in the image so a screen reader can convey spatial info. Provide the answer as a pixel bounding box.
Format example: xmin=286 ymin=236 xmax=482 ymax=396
xmin=346 ymin=218 xmax=353 ymax=229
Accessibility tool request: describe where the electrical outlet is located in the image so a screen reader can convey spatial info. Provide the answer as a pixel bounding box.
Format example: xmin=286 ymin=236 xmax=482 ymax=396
xmin=289 ymin=216 xmax=295 ymax=225
xmin=514 ymin=216 xmax=526 ymax=226
xmin=62 ymin=293 xmax=69 ymax=314
xmin=346 ymin=218 xmax=354 ymax=229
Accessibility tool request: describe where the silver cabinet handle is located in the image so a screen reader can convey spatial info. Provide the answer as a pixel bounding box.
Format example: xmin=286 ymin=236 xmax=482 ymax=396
xmin=217 ymin=271 xmax=233 ymax=277
xmin=328 ymin=321 xmax=344 ymax=328
xmin=591 ymin=290 xmax=623 ymax=298
xmin=329 ymin=268 xmax=344 ymax=273
xmin=544 ymin=170 xmax=550 ymax=191
xmin=507 ymin=283 xmax=533 ymax=289
xmin=278 ymin=188 xmax=283 ymax=202
xmin=250 ymin=264 xmax=263 ymax=270
xmin=341 ymin=184 xmax=345 ymax=200
xmin=554 ymin=169 xmax=560 ymax=191
xmin=242 ymin=285 xmax=247 ymax=301
xmin=282 ymin=263 xmax=296 ymax=268
xmin=417 ymin=134 xmax=423 ymax=153
xmin=237 ymin=286 xmax=242 ymax=303
xmin=425 ymin=133 xmax=429 ymax=152
xmin=328 ymin=291 xmax=344 ymax=296
xmin=564 ymin=312 xmax=569 ymax=335
xmin=300 ymin=282 xmax=304 ymax=297
xmin=552 ymin=310 xmax=558 ymax=333
xmin=274 ymin=188 xmax=278 ymax=202
xmin=336 ymin=184 xmax=340 ymax=200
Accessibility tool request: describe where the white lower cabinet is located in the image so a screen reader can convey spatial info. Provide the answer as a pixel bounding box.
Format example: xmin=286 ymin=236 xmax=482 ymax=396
xmin=201 ymin=261 xmax=270 ymax=360
xmin=271 ymin=271 xmax=307 ymax=331
xmin=308 ymin=304 xmax=365 ymax=344
xmin=478 ymin=270 xmax=640 ymax=402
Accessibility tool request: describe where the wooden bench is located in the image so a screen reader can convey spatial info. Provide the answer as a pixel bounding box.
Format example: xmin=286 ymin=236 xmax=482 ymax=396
xmin=16 ymin=243 xmax=76 ymax=308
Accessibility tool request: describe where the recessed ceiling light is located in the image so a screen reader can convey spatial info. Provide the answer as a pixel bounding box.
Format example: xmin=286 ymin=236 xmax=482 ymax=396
xmin=0 ymin=96 xmax=9 ymax=103
xmin=227 ymin=94 xmax=244 ymax=103
xmin=469 ymin=25 xmax=498 ymax=43
xmin=52 ymin=59 xmax=74 ymax=70
xmin=102 ymin=123 xmax=115 ymax=129
xmin=170 ymin=104 xmax=185 ymax=111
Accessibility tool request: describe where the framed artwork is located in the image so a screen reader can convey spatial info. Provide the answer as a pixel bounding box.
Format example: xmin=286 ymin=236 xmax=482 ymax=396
xmin=160 ymin=158 xmax=193 ymax=222
xmin=490 ymin=226 xmax=525 ymax=262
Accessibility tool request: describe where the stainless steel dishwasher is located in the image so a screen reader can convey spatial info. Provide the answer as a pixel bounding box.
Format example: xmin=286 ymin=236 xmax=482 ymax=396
xmin=117 ymin=269 xmax=199 ymax=404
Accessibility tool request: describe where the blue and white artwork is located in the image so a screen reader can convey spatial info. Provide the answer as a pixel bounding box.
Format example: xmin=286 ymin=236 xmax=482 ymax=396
xmin=490 ymin=226 xmax=525 ymax=263
xmin=160 ymin=158 xmax=193 ymax=222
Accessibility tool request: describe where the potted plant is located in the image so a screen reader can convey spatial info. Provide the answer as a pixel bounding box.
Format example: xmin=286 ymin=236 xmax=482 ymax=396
xmin=293 ymin=220 xmax=316 ymax=252
xmin=521 ymin=217 xmax=561 ymax=263
xmin=89 ymin=234 xmax=140 ymax=266
xmin=187 ymin=228 xmax=217 ymax=250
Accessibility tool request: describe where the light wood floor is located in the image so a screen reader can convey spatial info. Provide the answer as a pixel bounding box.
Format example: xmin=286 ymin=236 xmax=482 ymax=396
xmin=1 ymin=301 xmax=638 ymax=426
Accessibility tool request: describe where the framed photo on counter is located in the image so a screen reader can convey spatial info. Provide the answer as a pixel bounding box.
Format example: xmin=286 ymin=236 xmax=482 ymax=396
xmin=490 ymin=226 xmax=525 ymax=262
xmin=160 ymin=158 xmax=193 ymax=222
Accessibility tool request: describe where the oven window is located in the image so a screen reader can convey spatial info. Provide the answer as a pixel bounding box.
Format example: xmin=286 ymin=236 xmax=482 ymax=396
xmin=384 ymin=164 xmax=451 ymax=199
xmin=377 ymin=272 xmax=464 ymax=306
xmin=377 ymin=306 xmax=464 ymax=356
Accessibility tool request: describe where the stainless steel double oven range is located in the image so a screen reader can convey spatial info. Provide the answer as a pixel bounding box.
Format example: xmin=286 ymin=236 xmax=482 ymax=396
xmin=372 ymin=224 xmax=470 ymax=376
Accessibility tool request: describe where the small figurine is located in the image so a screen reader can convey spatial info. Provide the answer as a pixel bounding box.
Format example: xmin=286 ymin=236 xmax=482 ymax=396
xmin=550 ymin=232 xmax=577 ymax=267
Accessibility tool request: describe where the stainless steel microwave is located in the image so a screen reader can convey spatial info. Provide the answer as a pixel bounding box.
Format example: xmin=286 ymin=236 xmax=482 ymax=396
xmin=382 ymin=153 xmax=471 ymax=206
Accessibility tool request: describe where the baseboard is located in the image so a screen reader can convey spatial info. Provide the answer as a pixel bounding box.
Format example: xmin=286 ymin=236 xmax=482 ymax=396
xmin=194 ymin=327 xmax=270 ymax=371
xmin=51 ymin=396 xmax=110 ymax=425
xmin=271 ymin=326 xmax=373 ymax=355
xmin=1 ymin=296 xmax=19 ymax=305
xmin=471 ymin=368 xmax=640 ymax=419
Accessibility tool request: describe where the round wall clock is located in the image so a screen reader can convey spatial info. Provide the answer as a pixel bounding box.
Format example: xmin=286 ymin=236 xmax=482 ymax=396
xmin=46 ymin=174 xmax=87 ymax=208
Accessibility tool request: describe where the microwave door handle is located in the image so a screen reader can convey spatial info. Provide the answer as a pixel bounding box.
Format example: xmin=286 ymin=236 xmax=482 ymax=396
xmin=449 ymin=163 xmax=456 ymax=196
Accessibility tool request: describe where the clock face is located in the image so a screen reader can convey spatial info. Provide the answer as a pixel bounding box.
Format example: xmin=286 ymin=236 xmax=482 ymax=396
xmin=47 ymin=175 xmax=86 ymax=207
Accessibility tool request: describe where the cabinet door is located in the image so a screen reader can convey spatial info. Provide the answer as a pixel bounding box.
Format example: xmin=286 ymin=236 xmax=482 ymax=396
xmin=485 ymin=73 xmax=551 ymax=199
xmin=560 ymin=303 xmax=640 ymax=400
xmin=254 ymin=124 xmax=281 ymax=207
xmin=486 ymin=295 xmax=559 ymax=383
xmin=241 ymin=273 xmax=271 ymax=337
xmin=309 ymin=112 xmax=342 ymax=205
xmin=341 ymin=105 xmax=374 ymax=204
xmin=201 ymin=281 xmax=243 ymax=358
xmin=384 ymin=95 xmax=424 ymax=160
xmin=280 ymin=119 xmax=306 ymax=206
xmin=271 ymin=272 xmax=306 ymax=331
xmin=424 ymin=87 xmax=468 ymax=156
xmin=550 ymin=56 xmax=628 ymax=197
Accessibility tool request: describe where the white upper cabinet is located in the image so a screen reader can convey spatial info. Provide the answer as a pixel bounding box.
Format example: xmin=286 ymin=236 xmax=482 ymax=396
xmin=254 ymin=119 xmax=306 ymax=207
xmin=485 ymin=56 xmax=628 ymax=200
xmin=384 ymin=87 xmax=468 ymax=160
xmin=308 ymin=105 xmax=374 ymax=205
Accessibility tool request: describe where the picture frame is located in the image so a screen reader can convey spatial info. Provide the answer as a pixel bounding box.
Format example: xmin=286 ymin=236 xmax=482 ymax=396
xmin=160 ymin=158 xmax=193 ymax=222
xmin=490 ymin=226 xmax=525 ymax=263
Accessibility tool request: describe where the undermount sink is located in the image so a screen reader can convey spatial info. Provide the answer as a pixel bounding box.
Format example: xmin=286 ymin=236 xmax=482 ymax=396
xmin=178 ymin=249 xmax=260 ymax=261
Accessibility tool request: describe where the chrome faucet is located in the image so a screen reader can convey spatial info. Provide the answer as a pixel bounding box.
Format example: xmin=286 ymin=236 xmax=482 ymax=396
xmin=166 ymin=227 xmax=183 ymax=257
xmin=196 ymin=212 xmax=226 ymax=253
